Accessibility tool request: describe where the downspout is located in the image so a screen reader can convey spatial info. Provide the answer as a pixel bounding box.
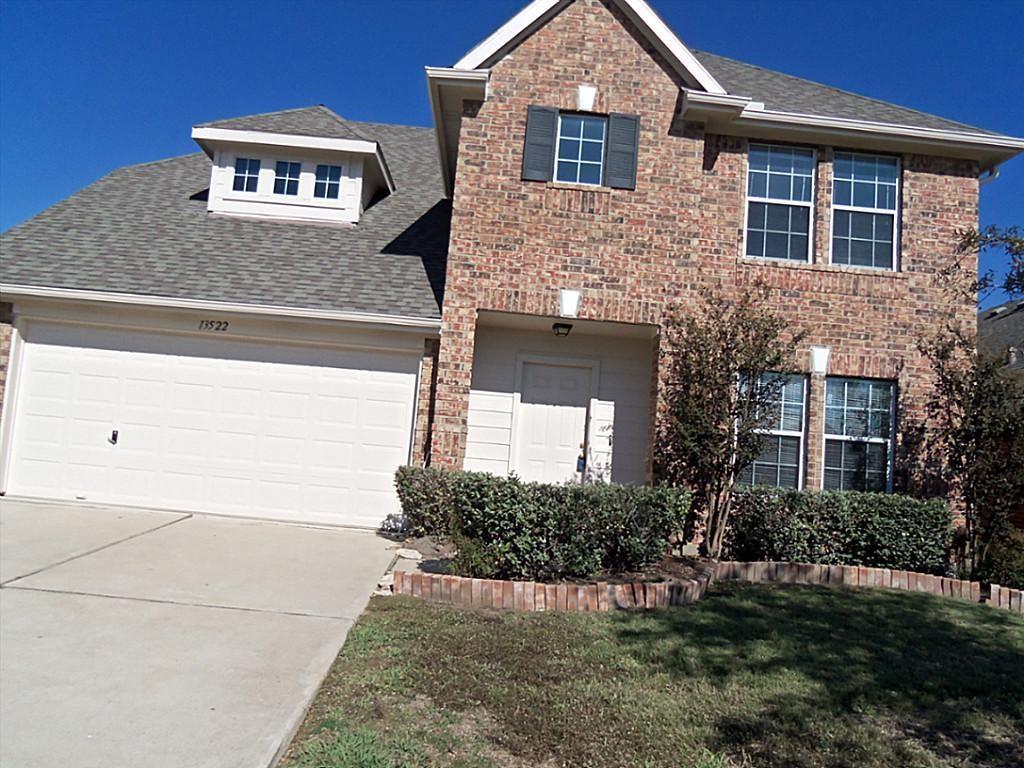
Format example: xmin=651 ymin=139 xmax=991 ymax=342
xmin=979 ymin=167 xmax=1000 ymax=186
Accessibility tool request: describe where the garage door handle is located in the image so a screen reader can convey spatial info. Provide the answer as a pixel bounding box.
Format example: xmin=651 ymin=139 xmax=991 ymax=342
xmin=108 ymin=429 xmax=118 ymax=445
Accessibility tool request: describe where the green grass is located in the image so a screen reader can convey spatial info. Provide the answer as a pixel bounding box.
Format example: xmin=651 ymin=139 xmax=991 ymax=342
xmin=281 ymin=584 xmax=1024 ymax=768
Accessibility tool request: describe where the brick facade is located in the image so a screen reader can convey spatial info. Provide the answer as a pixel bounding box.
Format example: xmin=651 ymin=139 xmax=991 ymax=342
xmin=430 ymin=0 xmax=978 ymax=491
xmin=0 ymin=302 xmax=13 ymax=418
xmin=411 ymin=338 xmax=440 ymax=466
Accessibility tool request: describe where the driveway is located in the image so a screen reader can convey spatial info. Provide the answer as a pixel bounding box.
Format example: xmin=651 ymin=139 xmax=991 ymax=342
xmin=0 ymin=498 xmax=395 ymax=768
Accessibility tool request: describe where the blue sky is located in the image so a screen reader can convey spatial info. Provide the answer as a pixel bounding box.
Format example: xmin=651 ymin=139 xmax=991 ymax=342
xmin=1 ymin=0 xmax=1020 ymax=307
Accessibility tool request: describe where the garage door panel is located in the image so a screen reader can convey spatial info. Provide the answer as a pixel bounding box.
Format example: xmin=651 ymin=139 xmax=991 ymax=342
xmin=7 ymin=322 xmax=420 ymax=526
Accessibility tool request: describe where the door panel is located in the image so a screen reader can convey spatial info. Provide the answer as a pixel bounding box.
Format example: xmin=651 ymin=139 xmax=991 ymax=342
xmin=514 ymin=362 xmax=591 ymax=483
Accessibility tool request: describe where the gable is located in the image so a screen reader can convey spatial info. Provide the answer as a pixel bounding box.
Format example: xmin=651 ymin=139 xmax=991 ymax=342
xmin=454 ymin=0 xmax=724 ymax=94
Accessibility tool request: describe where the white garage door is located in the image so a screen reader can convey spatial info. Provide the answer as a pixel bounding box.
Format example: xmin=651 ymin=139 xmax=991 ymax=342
xmin=5 ymin=322 xmax=420 ymax=527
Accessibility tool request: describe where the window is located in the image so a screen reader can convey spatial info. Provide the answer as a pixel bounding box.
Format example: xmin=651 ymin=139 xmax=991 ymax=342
xmin=232 ymin=158 xmax=260 ymax=192
xmin=745 ymin=144 xmax=814 ymax=262
xmin=831 ymin=152 xmax=899 ymax=269
xmin=823 ymin=377 xmax=895 ymax=491
xmin=314 ymin=164 xmax=342 ymax=199
xmin=738 ymin=375 xmax=807 ymax=488
xmin=555 ymin=114 xmax=606 ymax=186
xmin=273 ymin=161 xmax=301 ymax=196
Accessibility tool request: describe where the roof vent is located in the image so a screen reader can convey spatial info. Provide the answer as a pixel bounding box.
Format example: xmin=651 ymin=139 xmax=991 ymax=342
xmin=1009 ymin=347 xmax=1020 ymax=366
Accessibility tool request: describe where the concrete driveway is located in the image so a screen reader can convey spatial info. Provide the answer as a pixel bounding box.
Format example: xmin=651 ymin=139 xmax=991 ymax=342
xmin=0 ymin=498 xmax=395 ymax=768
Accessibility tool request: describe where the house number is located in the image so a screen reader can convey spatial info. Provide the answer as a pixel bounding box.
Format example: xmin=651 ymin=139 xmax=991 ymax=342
xmin=197 ymin=319 xmax=229 ymax=332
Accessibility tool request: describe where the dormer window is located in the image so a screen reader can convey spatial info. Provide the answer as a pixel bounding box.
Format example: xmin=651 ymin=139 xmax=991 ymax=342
xmin=232 ymin=158 xmax=260 ymax=192
xmin=274 ymin=162 xmax=301 ymax=196
xmin=314 ymin=164 xmax=343 ymax=199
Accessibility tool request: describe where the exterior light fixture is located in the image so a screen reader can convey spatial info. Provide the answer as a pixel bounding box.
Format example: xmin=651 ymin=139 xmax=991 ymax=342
xmin=552 ymin=322 xmax=573 ymax=337
xmin=810 ymin=345 xmax=830 ymax=375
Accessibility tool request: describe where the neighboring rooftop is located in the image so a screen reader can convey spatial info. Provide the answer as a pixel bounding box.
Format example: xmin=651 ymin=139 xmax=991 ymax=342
xmin=1 ymin=112 xmax=449 ymax=319
xmin=691 ymin=49 xmax=998 ymax=136
xmin=978 ymin=300 xmax=1024 ymax=373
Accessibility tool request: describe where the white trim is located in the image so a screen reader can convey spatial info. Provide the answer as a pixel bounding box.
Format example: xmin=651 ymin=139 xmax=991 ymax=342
xmin=424 ymin=67 xmax=490 ymax=198
xmin=742 ymin=143 xmax=816 ymax=264
xmin=0 ymin=285 xmax=442 ymax=332
xmin=452 ymin=0 xmax=725 ymax=94
xmin=553 ymin=112 xmax=607 ymax=186
xmin=743 ymin=374 xmax=808 ymax=490
xmin=0 ymin=323 xmax=25 ymax=492
xmin=820 ymin=377 xmax=896 ymax=493
xmin=827 ymin=150 xmax=901 ymax=272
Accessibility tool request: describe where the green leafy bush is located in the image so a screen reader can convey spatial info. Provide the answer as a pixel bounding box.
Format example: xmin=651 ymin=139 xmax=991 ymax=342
xmin=394 ymin=467 xmax=690 ymax=580
xmin=976 ymin=528 xmax=1024 ymax=589
xmin=724 ymin=488 xmax=952 ymax=574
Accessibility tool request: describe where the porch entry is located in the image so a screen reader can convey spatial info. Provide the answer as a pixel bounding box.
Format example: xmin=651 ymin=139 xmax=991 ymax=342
xmin=513 ymin=361 xmax=592 ymax=483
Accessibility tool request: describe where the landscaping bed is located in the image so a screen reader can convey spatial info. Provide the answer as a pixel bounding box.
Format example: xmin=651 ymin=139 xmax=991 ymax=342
xmin=281 ymin=583 xmax=1024 ymax=768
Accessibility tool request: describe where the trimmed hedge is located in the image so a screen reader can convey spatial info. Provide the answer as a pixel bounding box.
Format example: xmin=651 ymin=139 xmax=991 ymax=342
xmin=394 ymin=467 xmax=690 ymax=581
xmin=724 ymin=488 xmax=952 ymax=574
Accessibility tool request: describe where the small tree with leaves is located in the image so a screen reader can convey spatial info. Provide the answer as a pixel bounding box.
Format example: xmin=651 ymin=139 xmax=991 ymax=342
xmin=919 ymin=226 xmax=1024 ymax=578
xmin=654 ymin=286 xmax=806 ymax=558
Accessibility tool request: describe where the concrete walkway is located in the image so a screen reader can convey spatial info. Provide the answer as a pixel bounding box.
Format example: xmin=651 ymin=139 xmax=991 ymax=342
xmin=0 ymin=498 xmax=395 ymax=768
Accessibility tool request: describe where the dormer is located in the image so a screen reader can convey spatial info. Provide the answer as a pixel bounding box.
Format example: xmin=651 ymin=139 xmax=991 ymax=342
xmin=191 ymin=105 xmax=395 ymax=225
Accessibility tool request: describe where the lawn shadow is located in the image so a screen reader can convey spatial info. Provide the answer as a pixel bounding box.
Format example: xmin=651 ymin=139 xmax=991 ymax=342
xmin=611 ymin=584 xmax=1024 ymax=767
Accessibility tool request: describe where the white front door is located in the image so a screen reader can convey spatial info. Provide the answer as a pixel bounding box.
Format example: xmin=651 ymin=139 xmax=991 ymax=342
xmin=513 ymin=362 xmax=591 ymax=483
xmin=5 ymin=321 xmax=420 ymax=527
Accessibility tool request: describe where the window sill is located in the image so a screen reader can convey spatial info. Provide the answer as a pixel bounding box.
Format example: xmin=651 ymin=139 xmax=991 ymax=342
xmin=544 ymin=181 xmax=612 ymax=194
xmin=738 ymin=257 xmax=908 ymax=279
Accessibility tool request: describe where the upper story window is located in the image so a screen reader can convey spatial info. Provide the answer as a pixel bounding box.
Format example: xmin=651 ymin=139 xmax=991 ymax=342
xmin=314 ymin=164 xmax=343 ymax=199
xmin=745 ymin=144 xmax=815 ymax=262
xmin=823 ymin=377 xmax=894 ymax=491
xmin=274 ymin=161 xmax=301 ymax=196
xmin=738 ymin=374 xmax=807 ymax=489
xmin=555 ymin=114 xmax=607 ymax=186
xmin=831 ymin=152 xmax=899 ymax=270
xmin=232 ymin=158 xmax=260 ymax=192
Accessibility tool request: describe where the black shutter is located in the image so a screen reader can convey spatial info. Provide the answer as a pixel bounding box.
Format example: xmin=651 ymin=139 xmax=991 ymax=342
xmin=605 ymin=113 xmax=640 ymax=190
xmin=521 ymin=106 xmax=557 ymax=182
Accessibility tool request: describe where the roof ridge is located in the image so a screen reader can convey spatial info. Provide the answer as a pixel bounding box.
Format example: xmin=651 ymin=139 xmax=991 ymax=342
xmin=692 ymin=48 xmax=987 ymax=135
xmin=310 ymin=104 xmax=374 ymax=142
xmin=198 ymin=104 xmax=333 ymax=128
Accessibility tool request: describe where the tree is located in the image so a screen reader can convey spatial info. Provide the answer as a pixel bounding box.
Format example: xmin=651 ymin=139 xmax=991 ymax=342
xmin=919 ymin=326 xmax=1024 ymax=578
xmin=654 ymin=286 xmax=806 ymax=558
xmin=943 ymin=225 xmax=1024 ymax=301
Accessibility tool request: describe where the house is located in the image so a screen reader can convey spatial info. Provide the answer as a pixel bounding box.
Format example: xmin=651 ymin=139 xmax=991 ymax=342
xmin=978 ymin=299 xmax=1024 ymax=378
xmin=1 ymin=0 xmax=1021 ymax=528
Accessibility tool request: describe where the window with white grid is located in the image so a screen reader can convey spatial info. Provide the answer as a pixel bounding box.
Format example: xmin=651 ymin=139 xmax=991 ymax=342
xmin=823 ymin=377 xmax=895 ymax=491
xmin=831 ymin=152 xmax=899 ymax=270
xmin=232 ymin=158 xmax=260 ymax=192
xmin=745 ymin=144 xmax=815 ymax=262
xmin=273 ymin=161 xmax=301 ymax=196
xmin=555 ymin=114 xmax=607 ymax=186
xmin=737 ymin=374 xmax=807 ymax=489
xmin=314 ymin=164 xmax=342 ymax=199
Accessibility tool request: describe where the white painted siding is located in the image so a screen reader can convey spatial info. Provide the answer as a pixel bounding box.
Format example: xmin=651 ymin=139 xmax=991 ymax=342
xmin=464 ymin=326 xmax=652 ymax=484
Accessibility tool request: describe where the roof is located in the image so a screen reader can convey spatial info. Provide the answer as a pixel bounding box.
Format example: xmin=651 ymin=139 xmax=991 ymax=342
xmin=0 ymin=114 xmax=449 ymax=319
xmin=691 ymin=50 xmax=997 ymax=136
xmin=978 ymin=299 xmax=1024 ymax=372
xmin=196 ymin=104 xmax=374 ymax=142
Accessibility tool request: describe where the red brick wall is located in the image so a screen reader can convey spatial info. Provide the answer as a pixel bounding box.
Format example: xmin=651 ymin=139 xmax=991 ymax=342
xmin=431 ymin=0 xmax=979 ymax=488
xmin=0 ymin=302 xmax=12 ymax=417
xmin=411 ymin=338 xmax=439 ymax=466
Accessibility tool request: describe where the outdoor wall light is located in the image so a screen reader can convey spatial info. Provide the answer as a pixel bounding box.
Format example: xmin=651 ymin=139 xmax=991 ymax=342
xmin=552 ymin=322 xmax=573 ymax=337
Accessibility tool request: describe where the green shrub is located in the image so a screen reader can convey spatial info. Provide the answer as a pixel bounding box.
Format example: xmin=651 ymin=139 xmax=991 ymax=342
xmin=724 ymin=488 xmax=952 ymax=574
xmin=976 ymin=528 xmax=1024 ymax=589
xmin=394 ymin=465 xmax=454 ymax=538
xmin=394 ymin=467 xmax=690 ymax=580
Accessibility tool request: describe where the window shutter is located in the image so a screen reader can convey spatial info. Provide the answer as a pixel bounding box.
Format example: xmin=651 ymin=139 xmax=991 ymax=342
xmin=605 ymin=113 xmax=640 ymax=190
xmin=521 ymin=106 xmax=558 ymax=182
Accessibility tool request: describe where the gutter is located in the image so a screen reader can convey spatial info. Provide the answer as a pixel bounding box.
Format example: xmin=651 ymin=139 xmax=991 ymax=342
xmin=0 ymin=284 xmax=443 ymax=332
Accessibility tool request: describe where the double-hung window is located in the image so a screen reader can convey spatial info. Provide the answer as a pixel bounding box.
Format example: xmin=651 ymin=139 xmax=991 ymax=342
xmin=745 ymin=144 xmax=814 ymax=262
xmin=232 ymin=158 xmax=260 ymax=192
xmin=555 ymin=114 xmax=607 ymax=186
xmin=273 ymin=161 xmax=301 ymax=196
xmin=738 ymin=374 xmax=807 ymax=488
xmin=314 ymin=164 xmax=342 ymax=199
xmin=831 ymin=152 xmax=899 ymax=269
xmin=823 ymin=377 xmax=895 ymax=491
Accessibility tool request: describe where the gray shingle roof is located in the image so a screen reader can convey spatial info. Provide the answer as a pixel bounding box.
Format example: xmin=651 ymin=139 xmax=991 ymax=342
xmin=978 ymin=300 xmax=1024 ymax=372
xmin=1 ymin=116 xmax=449 ymax=319
xmin=693 ymin=49 xmax=998 ymax=136
xmin=197 ymin=104 xmax=374 ymax=142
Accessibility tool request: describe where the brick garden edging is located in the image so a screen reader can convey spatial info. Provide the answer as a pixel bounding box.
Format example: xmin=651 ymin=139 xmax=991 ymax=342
xmin=391 ymin=558 xmax=1024 ymax=615
xmin=715 ymin=561 xmax=1024 ymax=616
xmin=392 ymin=563 xmax=716 ymax=612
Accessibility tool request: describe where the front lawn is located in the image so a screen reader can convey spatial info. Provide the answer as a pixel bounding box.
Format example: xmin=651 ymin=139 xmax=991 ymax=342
xmin=281 ymin=584 xmax=1024 ymax=768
